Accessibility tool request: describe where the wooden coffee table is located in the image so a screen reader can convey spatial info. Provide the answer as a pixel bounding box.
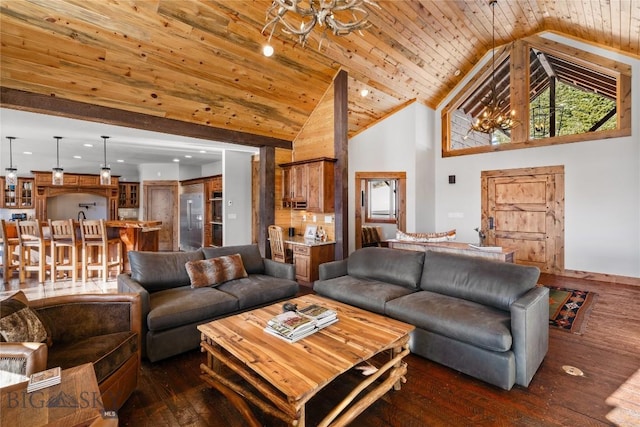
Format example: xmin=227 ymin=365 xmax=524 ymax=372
xmin=198 ymin=294 xmax=414 ymax=427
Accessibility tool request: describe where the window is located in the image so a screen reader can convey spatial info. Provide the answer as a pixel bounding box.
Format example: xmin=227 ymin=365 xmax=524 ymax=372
xmin=442 ymin=36 xmax=631 ymax=157
xmin=365 ymin=179 xmax=397 ymax=223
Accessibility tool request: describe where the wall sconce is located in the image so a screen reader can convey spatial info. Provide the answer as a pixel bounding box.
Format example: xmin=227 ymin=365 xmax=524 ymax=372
xmin=100 ymin=135 xmax=111 ymax=185
xmin=52 ymin=136 xmax=64 ymax=185
xmin=5 ymin=136 xmax=18 ymax=186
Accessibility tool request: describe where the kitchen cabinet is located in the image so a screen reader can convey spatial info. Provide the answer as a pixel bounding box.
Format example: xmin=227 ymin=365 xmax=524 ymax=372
xmin=205 ymin=175 xmax=223 ymax=247
xmin=288 ymin=241 xmax=335 ymax=285
xmin=118 ymin=183 xmax=139 ymax=208
xmin=280 ymin=158 xmax=335 ymax=212
xmin=1 ymin=177 xmax=34 ymax=209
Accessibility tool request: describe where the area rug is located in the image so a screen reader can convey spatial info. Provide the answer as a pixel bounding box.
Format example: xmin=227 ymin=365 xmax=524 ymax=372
xmin=546 ymin=286 xmax=597 ymax=334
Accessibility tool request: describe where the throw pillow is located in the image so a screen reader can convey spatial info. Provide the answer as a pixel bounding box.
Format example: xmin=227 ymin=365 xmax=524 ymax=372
xmin=186 ymin=253 xmax=248 ymax=288
xmin=0 ymin=291 xmax=50 ymax=345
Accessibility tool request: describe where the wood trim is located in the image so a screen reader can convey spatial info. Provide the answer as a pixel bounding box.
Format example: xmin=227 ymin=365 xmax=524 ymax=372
xmin=561 ymin=269 xmax=640 ymax=287
xmin=333 ymin=70 xmax=349 ymax=260
xmin=354 ymin=172 xmax=407 ymax=250
xmin=0 ymin=87 xmax=292 ymax=149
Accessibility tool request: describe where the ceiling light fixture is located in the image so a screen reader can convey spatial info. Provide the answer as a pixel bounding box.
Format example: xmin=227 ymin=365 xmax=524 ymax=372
xmin=52 ymin=136 xmax=64 ymax=185
xmin=469 ymin=0 xmax=518 ymax=136
xmin=262 ymin=0 xmax=379 ymax=48
xmin=5 ymin=136 xmax=18 ymax=186
xmin=262 ymin=44 xmax=274 ymax=57
xmin=100 ymin=135 xmax=111 ymax=185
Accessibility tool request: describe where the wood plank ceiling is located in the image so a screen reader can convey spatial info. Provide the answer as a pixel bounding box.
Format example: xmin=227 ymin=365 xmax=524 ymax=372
xmin=1 ymin=1 xmax=638 ymax=144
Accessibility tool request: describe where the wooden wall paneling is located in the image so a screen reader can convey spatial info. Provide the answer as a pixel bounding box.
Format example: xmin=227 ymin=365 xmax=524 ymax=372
xmin=293 ymin=84 xmax=335 ymax=162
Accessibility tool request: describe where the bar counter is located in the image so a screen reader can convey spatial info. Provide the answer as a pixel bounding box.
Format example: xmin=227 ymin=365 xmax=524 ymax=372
xmin=106 ymin=220 xmax=162 ymax=272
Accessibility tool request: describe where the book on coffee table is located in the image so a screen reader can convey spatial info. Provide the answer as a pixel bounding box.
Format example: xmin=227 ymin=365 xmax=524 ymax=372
xmin=265 ymin=304 xmax=339 ymax=342
xmin=27 ymin=367 xmax=61 ymax=393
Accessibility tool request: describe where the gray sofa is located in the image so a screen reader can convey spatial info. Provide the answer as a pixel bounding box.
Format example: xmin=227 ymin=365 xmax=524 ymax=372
xmin=314 ymin=247 xmax=548 ymax=390
xmin=117 ymin=244 xmax=298 ymax=362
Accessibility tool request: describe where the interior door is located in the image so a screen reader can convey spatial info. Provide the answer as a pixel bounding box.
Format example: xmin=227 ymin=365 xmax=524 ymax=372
xmin=481 ymin=166 xmax=564 ymax=273
xmin=144 ymin=181 xmax=179 ymax=251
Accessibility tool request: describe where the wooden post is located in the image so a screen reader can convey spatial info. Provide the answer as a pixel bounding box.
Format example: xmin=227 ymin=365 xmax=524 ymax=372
xmin=333 ymin=70 xmax=349 ymax=260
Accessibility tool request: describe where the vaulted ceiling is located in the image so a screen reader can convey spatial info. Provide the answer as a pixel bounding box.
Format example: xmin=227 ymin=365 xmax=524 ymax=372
xmin=1 ymin=1 xmax=638 ymax=145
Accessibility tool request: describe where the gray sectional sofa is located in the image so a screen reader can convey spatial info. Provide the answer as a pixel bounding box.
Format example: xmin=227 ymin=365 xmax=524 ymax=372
xmin=117 ymin=244 xmax=298 ymax=362
xmin=314 ymin=247 xmax=548 ymax=390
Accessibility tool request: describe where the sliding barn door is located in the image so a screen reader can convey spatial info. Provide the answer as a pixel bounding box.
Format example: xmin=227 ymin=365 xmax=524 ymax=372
xmin=481 ymin=166 xmax=564 ymax=274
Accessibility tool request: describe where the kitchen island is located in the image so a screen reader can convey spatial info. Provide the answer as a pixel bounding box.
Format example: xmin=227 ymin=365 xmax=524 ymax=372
xmin=107 ymin=220 xmax=162 ymax=273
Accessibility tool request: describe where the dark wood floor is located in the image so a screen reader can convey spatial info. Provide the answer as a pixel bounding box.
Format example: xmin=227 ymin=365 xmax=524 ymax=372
xmin=117 ymin=274 xmax=640 ymax=426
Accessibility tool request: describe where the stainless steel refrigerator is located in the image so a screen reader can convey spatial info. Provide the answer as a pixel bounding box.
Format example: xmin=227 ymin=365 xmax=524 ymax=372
xmin=179 ymin=192 xmax=203 ymax=251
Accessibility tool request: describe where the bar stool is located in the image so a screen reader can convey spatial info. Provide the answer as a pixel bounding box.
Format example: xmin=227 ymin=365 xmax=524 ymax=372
xmin=17 ymin=219 xmax=50 ymax=283
xmin=0 ymin=219 xmax=20 ymax=284
xmin=48 ymin=219 xmax=81 ymax=283
xmin=80 ymin=219 xmax=122 ymax=283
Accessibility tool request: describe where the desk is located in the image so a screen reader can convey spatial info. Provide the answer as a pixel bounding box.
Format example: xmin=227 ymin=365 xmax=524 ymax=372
xmin=284 ymin=236 xmax=335 ymax=285
xmin=386 ymin=240 xmax=516 ymax=263
xmin=0 ymin=363 xmax=118 ymax=426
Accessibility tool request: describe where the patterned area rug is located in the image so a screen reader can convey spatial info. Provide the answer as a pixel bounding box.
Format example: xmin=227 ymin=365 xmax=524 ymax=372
xmin=546 ymin=286 xmax=597 ymax=334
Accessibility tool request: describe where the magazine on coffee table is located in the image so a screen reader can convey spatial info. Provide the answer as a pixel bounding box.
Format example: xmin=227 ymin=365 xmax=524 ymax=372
xmin=265 ymin=304 xmax=338 ymax=343
xmin=27 ymin=367 xmax=61 ymax=393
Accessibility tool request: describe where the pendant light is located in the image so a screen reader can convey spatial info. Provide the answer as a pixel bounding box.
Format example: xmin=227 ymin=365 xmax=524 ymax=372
xmin=52 ymin=136 xmax=64 ymax=185
xmin=469 ymin=0 xmax=518 ymax=136
xmin=5 ymin=136 xmax=18 ymax=186
xmin=100 ymin=135 xmax=111 ymax=185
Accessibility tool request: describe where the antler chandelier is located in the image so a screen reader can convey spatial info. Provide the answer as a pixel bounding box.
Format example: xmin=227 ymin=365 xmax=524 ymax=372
xmin=470 ymin=0 xmax=518 ymax=135
xmin=262 ymin=0 xmax=378 ymax=47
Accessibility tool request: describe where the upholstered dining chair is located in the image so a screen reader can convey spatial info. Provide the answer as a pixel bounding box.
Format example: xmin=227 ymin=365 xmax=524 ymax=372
xmin=0 ymin=220 xmax=20 ymax=284
xmin=48 ymin=219 xmax=81 ymax=283
xmin=80 ymin=219 xmax=122 ymax=283
xmin=268 ymin=225 xmax=293 ymax=264
xmin=16 ymin=219 xmax=50 ymax=283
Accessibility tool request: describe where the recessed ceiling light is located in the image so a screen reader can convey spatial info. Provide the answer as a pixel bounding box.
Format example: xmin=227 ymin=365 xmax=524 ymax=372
xmin=23 ymin=151 xmax=32 ymax=155
xmin=263 ymin=45 xmax=274 ymax=57
xmin=173 ymin=158 xmax=180 ymax=162
xmin=184 ymin=155 xmax=192 ymax=158
xmin=73 ymin=155 xmax=82 ymax=159
xmin=117 ymin=159 xmax=124 ymax=163
xmin=199 ymin=150 xmax=206 ymax=154
xmin=360 ymin=89 xmax=369 ymax=97
xmin=83 ymin=143 xmax=93 ymax=147
xmin=454 ymin=69 xmax=461 ymax=76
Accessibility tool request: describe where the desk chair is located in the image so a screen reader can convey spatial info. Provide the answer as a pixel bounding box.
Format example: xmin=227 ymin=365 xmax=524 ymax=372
xmin=16 ymin=219 xmax=50 ymax=283
xmin=49 ymin=219 xmax=81 ymax=283
xmin=268 ymin=225 xmax=293 ymax=263
xmin=80 ymin=219 xmax=122 ymax=283
xmin=0 ymin=220 xmax=20 ymax=284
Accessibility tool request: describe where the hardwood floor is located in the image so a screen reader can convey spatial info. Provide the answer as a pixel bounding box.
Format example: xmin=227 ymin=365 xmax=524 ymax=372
xmin=116 ymin=274 xmax=639 ymax=427
xmin=4 ymin=273 xmax=639 ymax=426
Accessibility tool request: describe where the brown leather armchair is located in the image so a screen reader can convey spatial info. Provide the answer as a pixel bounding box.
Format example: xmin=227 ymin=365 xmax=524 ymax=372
xmin=0 ymin=292 xmax=141 ymax=410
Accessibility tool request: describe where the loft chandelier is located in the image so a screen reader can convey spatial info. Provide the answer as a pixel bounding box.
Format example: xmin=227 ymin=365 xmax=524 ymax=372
xmin=262 ymin=0 xmax=378 ymax=47
xmin=470 ymin=0 xmax=518 ymax=135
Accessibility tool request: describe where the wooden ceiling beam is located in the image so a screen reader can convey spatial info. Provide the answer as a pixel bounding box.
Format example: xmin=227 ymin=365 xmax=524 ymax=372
xmin=0 ymin=87 xmax=292 ymax=149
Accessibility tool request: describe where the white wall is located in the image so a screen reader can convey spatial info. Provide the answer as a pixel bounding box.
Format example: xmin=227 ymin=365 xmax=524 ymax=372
xmin=202 ymin=160 xmax=222 ymax=176
xmin=349 ymin=102 xmax=436 ymax=253
xmin=222 ymin=151 xmax=253 ymax=246
xmin=350 ymin=34 xmax=640 ymax=278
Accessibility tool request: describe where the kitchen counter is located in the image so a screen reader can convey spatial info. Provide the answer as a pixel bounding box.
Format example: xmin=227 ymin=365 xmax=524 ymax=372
xmin=284 ymin=236 xmax=336 ymax=246
xmin=108 ymin=220 xmax=162 ymax=272
xmin=106 ymin=220 xmax=162 ymax=231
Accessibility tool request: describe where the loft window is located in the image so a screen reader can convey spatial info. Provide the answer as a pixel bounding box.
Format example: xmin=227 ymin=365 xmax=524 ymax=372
xmin=442 ymin=36 xmax=631 ymax=157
